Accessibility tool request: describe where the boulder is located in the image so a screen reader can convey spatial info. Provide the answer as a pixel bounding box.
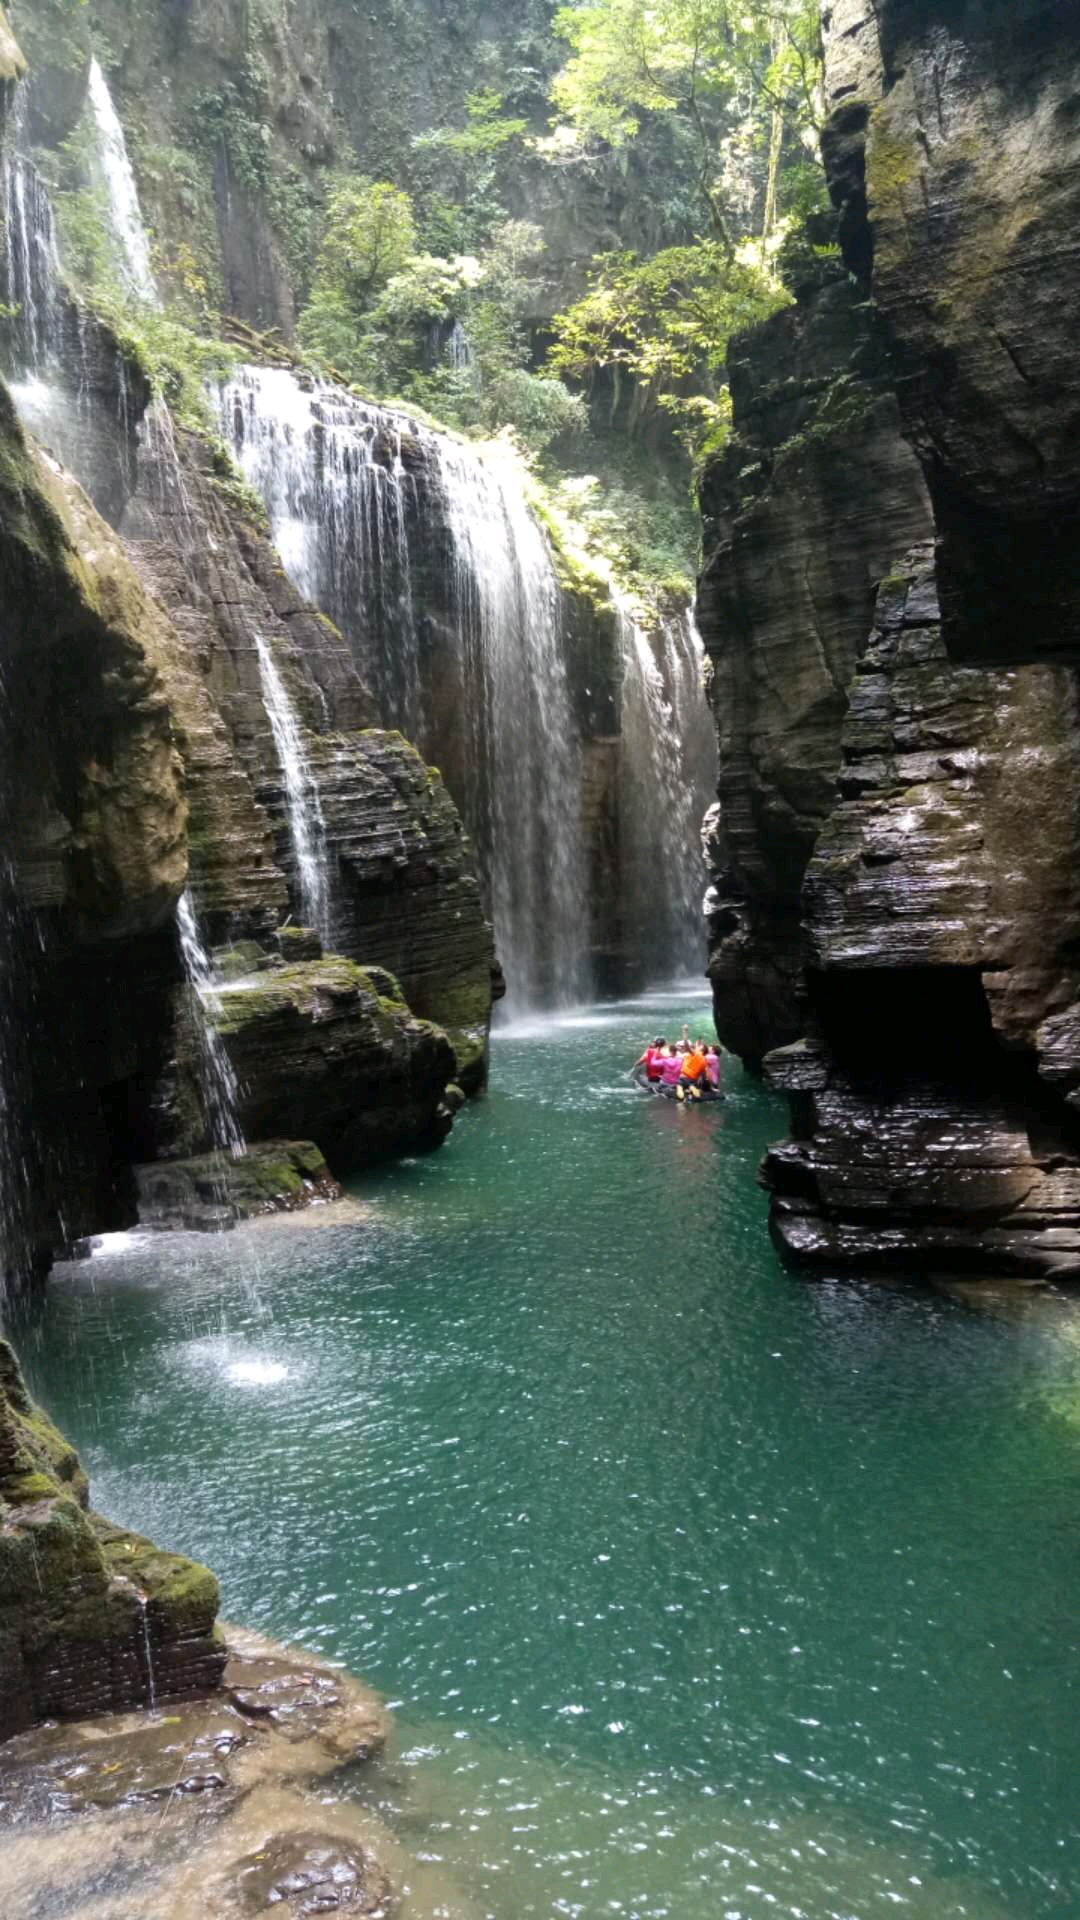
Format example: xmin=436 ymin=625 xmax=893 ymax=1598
xmin=0 ymin=1339 xmax=224 ymax=1741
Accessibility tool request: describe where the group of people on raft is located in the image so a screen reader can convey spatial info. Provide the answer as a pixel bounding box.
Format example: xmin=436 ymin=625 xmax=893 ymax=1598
xmin=632 ymin=1026 xmax=723 ymax=1102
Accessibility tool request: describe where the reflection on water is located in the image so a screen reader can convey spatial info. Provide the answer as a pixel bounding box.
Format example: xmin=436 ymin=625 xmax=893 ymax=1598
xmin=15 ymin=994 xmax=1080 ymax=1919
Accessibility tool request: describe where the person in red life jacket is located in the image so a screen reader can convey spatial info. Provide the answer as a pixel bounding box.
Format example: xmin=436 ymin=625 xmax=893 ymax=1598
xmin=634 ymin=1036 xmax=667 ymax=1085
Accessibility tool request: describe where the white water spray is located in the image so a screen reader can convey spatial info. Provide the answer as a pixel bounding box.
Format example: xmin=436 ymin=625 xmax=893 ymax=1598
xmin=136 ymin=1591 xmax=158 ymax=1709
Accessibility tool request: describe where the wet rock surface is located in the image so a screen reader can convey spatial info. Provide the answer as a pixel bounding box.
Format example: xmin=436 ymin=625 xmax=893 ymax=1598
xmin=828 ymin=0 xmax=1080 ymax=665
xmin=0 ymin=1627 xmax=401 ymax=1920
xmin=228 ymin=1830 xmax=394 ymax=1917
xmin=701 ymin=0 xmax=1080 ymax=1276
xmin=135 ymin=1142 xmax=342 ymax=1233
xmin=207 ymin=957 xmax=459 ymax=1170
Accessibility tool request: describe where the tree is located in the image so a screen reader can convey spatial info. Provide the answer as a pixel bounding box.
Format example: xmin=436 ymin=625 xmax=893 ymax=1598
xmin=551 ymin=0 xmax=823 ymax=247
xmin=312 ymin=178 xmax=419 ymax=311
xmin=548 ymin=240 xmax=789 ymax=456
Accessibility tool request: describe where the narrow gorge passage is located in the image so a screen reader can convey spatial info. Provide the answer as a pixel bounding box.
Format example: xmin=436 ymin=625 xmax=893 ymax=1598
xmin=14 ymin=994 xmax=1080 ymax=1920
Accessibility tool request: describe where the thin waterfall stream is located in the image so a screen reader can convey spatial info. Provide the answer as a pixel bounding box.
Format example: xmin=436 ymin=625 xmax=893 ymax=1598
xmin=251 ymin=634 xmax=331 ymax=945
xmin=85 ymin=58 xmax=158 ymax=304
xmin=175 ymin=892 xmax=246 ymax=1159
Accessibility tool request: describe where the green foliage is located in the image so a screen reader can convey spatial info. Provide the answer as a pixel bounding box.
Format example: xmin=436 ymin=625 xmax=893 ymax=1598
xmin=551 ymin=0 xmax=824 ymax=243
xmin=299 ymin=203 xmax=587 ymax=455
xmin=536 ymin=461 xmax=700 ymax=600
xmin=434 ymin=90 xmax=529 ymax=158
xmin=310 ymin=177 xmax=419 ymax=309
xmin=549 ymin=240 xmax=789 ymax=456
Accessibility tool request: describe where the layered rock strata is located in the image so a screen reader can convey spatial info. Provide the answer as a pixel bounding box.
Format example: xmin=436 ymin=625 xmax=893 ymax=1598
xmin=764 ymin=548 xmax=1080 ymax=1277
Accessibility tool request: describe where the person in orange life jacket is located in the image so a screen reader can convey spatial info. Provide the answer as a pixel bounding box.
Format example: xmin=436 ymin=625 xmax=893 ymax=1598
xmin=677 ymin=1040 xmax=711 ymax=1100
xmin=634 ymin=1036 xmax=667 ymax=1084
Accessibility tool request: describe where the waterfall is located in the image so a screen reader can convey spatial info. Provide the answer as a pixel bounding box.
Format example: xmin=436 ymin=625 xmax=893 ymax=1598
xmin=217 ymin=365 xmax=589 ymax=1011
xmin=2 ymin=147 xmax=62 ymax=380
xmin=252 ymin=634 xmax=331 ymax=943
xmin=176 ymin=892 xmax=246 ymax=1158
xmin=86 ymin=58 xmax=157 ymax=305
xmin=616 ymin=605 xmax=713 ymax=982
xmin=435 ymin=436 xmax=589 ymax=1012
xmin=135 ymin=1590 xmax=157 ymax=1709
xmin=219 ymin=367 xmax=423 ymax=734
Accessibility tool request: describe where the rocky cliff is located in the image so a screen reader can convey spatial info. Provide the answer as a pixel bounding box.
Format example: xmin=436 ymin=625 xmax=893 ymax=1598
xmin=699 ymin=256 xmax=931 ymax=1067
xmin=702 ymin=0 xmax=1080 ymax=1277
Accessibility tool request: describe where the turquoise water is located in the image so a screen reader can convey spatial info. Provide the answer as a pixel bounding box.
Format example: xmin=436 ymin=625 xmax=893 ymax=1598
xmin=15 ymin=991 xmax=1080 ymax=1919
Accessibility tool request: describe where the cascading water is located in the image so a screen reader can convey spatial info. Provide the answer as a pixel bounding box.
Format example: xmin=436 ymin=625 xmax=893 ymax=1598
xmin=251 ymin=633 xmax=331 ymax=944
xmin=217 ymin=365 xmax=590 ymax=1011
xmin=1 ymin=145 xmax=61 ymax=380
xmin=218 ymin=368 xmax=424 ymax=735
xmin=435 ymin=436 xmax=589 ymax=1012
xmin=85 ymin=58 xmax=157 ymax=305
xmin=176 ymin=892 xmax=246 ymax=1158
xmin=616 ymin=603 xmax=714 ymax=981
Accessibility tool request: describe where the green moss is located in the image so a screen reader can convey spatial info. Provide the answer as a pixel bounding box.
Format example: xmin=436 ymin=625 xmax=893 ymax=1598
xmin=96 ymin=1519 xmax=220 ymax=1628
xmin=866 ymin=114 xmax=918 ymax=206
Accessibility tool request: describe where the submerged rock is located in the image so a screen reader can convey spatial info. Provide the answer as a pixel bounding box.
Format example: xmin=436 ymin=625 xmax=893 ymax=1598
xmin=228 ymin=1831 xmax=394 ymax=1917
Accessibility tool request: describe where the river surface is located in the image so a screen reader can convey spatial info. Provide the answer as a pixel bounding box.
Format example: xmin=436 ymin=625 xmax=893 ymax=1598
xmin=15 ymin=991 xmax=1080 ymax=1919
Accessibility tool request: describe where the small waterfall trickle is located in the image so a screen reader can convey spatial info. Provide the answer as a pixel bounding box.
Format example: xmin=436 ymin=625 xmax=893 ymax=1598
xmin=252 ymin=634 xmax=330 ymax=943
xmin=136 ymin=1591 xmax=158 ymax=1709
xmin=176 ymin=892 xmax=246 ymax=1158
xmin=217 ymin=365 xmax=590 ymax=1011
xmin=617 ymin=605 xmax=714 ymax=982
xmin=85 ymin=57 xmax=157 ymax=305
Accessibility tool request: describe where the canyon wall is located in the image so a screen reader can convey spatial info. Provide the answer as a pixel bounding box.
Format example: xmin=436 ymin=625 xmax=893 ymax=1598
xmin=702 ymin=0 xmax=1080 ymax=1278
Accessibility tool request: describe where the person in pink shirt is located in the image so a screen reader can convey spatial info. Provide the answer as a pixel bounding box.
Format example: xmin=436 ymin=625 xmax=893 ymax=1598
xmin=659 ymin=1044 xmax=684 ymax=1092
xmin=706 ymin=1044 xmax=722 ymax=1092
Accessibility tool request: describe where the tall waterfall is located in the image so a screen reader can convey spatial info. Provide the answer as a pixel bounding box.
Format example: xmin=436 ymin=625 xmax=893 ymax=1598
xmin=176 ymin=892 xmax=246 ymax=1158
xmin=251 ymin=633 xmax=330 ymax=944
xmin=218 ymin=366 xmax=590 ymax=1011
xmin=86 ymin=58 xmax=157 ymax=304
xmin=617 ymin=605 xmax=713 ymax=982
